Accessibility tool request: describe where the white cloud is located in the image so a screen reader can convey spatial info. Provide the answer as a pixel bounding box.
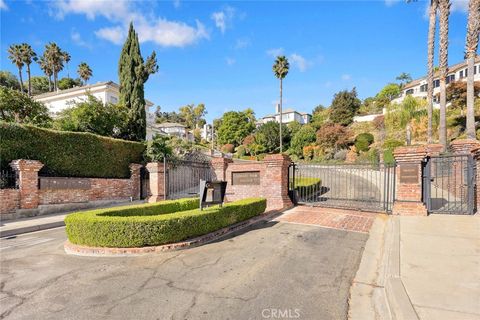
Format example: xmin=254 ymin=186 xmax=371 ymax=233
xmin=0 ymin=0 xmax=8 ymax=10
xmin=71 ymin=29 xmax=92 ymax=48
xmin=289 ymin=53 xmax=309 ymax=72
xmin=266 ymin=48 xmax=285 ymax=57
xmin=53 ymin=0 xmax=209 ymax=47
xmin=451 ymin=0 xmax=468 ymax=12
xmin=234 ymin=37 xmax=250 ymax=49
xmin=341 ymin=74 xmax=351 ymax=81
xmin=211 ymin=6 xmax=235 ymax=34
xmin=225 ymin=57 xmax=236 ymax=66
xmin=95 ymin=26 xmax=125 ymax=45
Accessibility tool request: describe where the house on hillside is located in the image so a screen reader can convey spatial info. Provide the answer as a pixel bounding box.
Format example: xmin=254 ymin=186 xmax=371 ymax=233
xmin=392 ymin=57 xmax=480 ymax=107
xmin=150 ymin=122 xmax=194 ymax=142
xmin=33 ymin=81 xmax=162 ymax=140
xmin=258 ymin=104 xmax=312 ymax=126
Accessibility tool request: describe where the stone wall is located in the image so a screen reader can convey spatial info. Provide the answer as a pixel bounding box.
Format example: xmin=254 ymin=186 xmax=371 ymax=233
xmin=0 ymin=160 xmax=142 ymax=218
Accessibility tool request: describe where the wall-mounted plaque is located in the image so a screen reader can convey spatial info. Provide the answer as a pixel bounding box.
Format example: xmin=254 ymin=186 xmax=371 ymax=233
xmin=231 ymin=171 xmax=260 ymax=185
xmin=399 ymin=164 xmax=419 ymax=184
xmin=39 ymin=177 xmax=91 ymax=190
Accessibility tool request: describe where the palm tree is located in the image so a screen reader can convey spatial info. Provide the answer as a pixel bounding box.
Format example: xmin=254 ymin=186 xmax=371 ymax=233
xmin=465 ymin=0 xmax=480 ymax=140
xmin=20 ymin=43 xmax=37 ymax=96
xmin=438 ymin=0 xmax=450 ymax=150
xmin=7 ymin=44 xmax=25 ymax=93
xmin=272 ymin=55 xmax=289 ymax=153
xmin=426 ymin=0 xmax=438 ymax=144
xmin=45 ymin=42 xmax=65 ymax=91
xmin=77 ymin=62 xmax=92 ymax=85
xmin=37 ymin=54 xmax=53 ymax=91
xmin=63 ymin=51 xmax=71 ymax=79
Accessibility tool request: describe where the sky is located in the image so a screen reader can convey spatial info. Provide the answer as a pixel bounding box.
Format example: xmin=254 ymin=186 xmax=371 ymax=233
xmin=0 ymin=0 xmax=475 ymax=123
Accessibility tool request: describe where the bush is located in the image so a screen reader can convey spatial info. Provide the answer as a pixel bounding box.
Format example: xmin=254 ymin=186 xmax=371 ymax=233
xmin=65 ymin=198 xmax=267 ymax=248
xmin=355 ymin=133 xmax=374 ymax=152
xmin=0 ymin=122 xmax=145 ymax=178
xmin=221 ymin=143 xmax=235 ymax=153
xmin=383 ymin=139 xmax=404 ymax=151
xmin=333 ymin=149 xmax=347 ymax=161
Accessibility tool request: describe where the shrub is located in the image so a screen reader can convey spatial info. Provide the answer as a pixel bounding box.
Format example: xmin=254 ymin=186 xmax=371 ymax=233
xmin=221 ymin=143 xmax=235 ymax=153
xmin=290 ymin=125 xmax=316 ymax=157
xmin=333 ymin=149 xmax=347 ymax=161
xmin=383 ymin=139 xmax=404 ymax=151
xmin=0 ymin=122 xmax=145 ymax=178
xmin=65 ymin=197 xmax=267 ymax=248
xmin=316 ymin=123 xmax=352 ymax=152
xmin=235 ymin=145 xmax=247 ymax=157
xmin=355 ymin=133 xmax=374 ymax=152
xmin=356 ymin=149 xmax=379 ymax=164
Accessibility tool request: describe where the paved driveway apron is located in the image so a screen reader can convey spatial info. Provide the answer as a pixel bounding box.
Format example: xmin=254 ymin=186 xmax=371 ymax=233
xmin=1 ymin=218 xmax=367 ymax=320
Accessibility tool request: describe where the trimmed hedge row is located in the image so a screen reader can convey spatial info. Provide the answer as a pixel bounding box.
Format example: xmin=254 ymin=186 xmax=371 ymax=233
xmin=65 ymin=197 xmax=267 ymax=248
xmin=0 ymin=122 xmax=145 ymax=178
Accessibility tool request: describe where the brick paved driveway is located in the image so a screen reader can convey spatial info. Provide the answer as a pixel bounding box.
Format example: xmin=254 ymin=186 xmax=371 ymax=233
xmin=276 ymin=205 xmax=377 ymax=233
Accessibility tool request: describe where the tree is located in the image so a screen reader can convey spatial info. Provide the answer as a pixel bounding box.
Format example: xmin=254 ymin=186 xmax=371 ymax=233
xmin=376 ymin=83 xmax=401 ymax=108
xmin=63 ymin=51 xmax=71 ymax=79
xmin=287 ymin=120 xmax=302 ymax=136
xmin=255 ymin=121 xmax=290 ymax=153
xmin=7 ymin=44 xmax=24 ymax=93
xmin=0 ymin=86 xmax=51 ymax=126
xmin=37 ymin=54 xmax=53 ymax=91
xmin=0 ymin=71 xmax=20 ymax=90
xmin=20 ymin=43 xmax=37 ymax=96
xmin=45 ymin=42 xmax=66 ymax=91
xmin=289 ymin=125 xmax=316 ymax=157
xmin=357 ymin=97 xmax=380 ymax=115
xmin=77 ymin=62 xmax=92 ymax=85
xmin=155 ymin=107 xmax=186 ymax=124
xmin=28 ymin=76 xmax=50 ymax=95
xmin=179 ymin=103 xmax=207 ymax=129
xmin=396 ymin=72 xmax=412 ymax=87
xmin=216 ymin=110 xmax=256 ymax=146
xmin=118 ymin=22 xmax=158 ymax=141
xmin=329 ymin=88 xmax=361 ymax=126
xmin=438 ymin=0 xmax=451 ymax=150
xmin=311 ymin=107 xmax=330 ymax=129
xmin=437 ymin=81 xmax=480 ymax=110
xmin=316 ymin=123 xmax=351 ymax=153
xmin=272 ymin=55 xmax=289 ymax=153
xmin=427 ymin=0 xmax=439 ymax=143
xmin=58 ymin=77 xmax=82 ymax=90
xmin=465 ymin=0 xmax=480 ymax=139
xmin=53 ymin=94 xmax=127 ymax=138
xmin=312 ymin=104 xmax=325 ymax=115
xmin=145 ymin=135 xmax=173 ymax=162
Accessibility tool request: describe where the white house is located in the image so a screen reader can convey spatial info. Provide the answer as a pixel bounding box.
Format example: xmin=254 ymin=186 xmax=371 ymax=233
xmin=151 ymin=122 xmax=194 ymax=142
xmin=201 ymin=123 xmax=213 ymax=141
xmin=392 ymin=57 xmax=480 ymax=107
xmin=258 ymin=104 xmax=312 ymax=126
xmin=33 ymin=81 xmax=161 ymax=140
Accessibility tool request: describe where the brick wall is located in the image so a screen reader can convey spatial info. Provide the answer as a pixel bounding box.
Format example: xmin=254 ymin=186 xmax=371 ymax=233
xmin=0 ymin=159 xmax=142 ymax=217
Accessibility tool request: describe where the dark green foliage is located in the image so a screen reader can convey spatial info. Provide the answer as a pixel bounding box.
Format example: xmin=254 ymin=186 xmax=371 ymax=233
xmin=65 ymin=198 xmax=267 ymax=248
xmin=289 ymin=125 xmax=316 ymax=157
xmin=58 ymin=77 xmax=82 ymax=90
xmin=383 ymin=139 xmax=404 ymax=151
xmin=255 ymin=121 xmax=290 ymax=153
xmin=329 ymin=88 xmax=361 ymax=126
xmin=0 ymin=86 xmax=51 ymax=126
xmin=119 ymin=23 xmax=158 ymax=141
xmin=0 ymin=71 xmax=20 ymax=90
xmin=145 ymin=135 xmax=173 ymax=162
xmin=355 ymin=133 xmax=374 ymax=152
xmin=0 ymin=122 xmax=145 ymax=178
xmin=216 ymin=110 xmax=256 ymax=146
xmin=28 ymin=76 xmax=50 ymax=95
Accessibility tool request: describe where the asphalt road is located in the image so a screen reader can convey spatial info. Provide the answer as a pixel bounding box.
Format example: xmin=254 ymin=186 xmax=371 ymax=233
xmin=0 ymin=220 xmax=367 ymax=320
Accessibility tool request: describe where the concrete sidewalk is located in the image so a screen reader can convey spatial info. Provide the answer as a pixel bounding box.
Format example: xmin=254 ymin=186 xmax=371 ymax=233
xmin=0 ymin=200 xmax=145 ymax=238
xmin=349 ymin=214 xmax=480 ymax=320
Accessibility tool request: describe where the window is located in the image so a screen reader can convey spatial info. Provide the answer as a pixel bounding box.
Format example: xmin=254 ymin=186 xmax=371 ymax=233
xmin=465 ymin=69 xmax=468 ymax=77
xmin=406 ymin=89 xmax=414 ymax=95
xmin=460 ymin=70 xmax=464 ymax=78
xmin=434 ymin=80 xmax=440 ymax=88
xmin=420 ymin=84 xmax=428 ymax=92
xmin=475 ymin=65 xmax=477 ymax=74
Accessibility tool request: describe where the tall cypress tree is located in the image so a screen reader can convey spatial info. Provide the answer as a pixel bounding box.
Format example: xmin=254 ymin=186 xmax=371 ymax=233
xmin=119 ymin=22 xmax=158 ymax=141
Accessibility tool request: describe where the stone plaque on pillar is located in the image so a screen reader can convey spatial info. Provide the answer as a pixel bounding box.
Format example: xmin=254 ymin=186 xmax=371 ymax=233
xmin=399 ymin=164 xmax=419 ymax=184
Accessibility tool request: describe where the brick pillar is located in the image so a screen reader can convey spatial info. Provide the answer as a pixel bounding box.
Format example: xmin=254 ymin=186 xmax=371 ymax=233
xmin=392 ymin=146 xmax=427 ymax=216
xmin=129 ymin=163 xmax=142 ymax=201
xmin=449 ymin=139 xmax=480 ymax=154
xmin=211 ymin=157 xmax=232 ymax=181
xmin=10 ymin=159 xmax=44 ymax=210
xmin=262 ymin=154 xmax=293 ymax=211
xmin=146 ymin=162 xmax=166 ymax=203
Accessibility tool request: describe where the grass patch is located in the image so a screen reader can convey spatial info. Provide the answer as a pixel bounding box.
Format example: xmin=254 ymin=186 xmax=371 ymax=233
xmin=65 ymin=197 xmax=266 ymax=248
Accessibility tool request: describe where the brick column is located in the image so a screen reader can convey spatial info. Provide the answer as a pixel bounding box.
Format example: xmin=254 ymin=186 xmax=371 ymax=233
xmin=129 ymin=163 xmax=142 ymax=201
xmin=211 ymin=157 xmax=232 ymax=181
xmin=10 ymin=159 xmax=44 ymax=209
xmin=392 ymin=146 xmax=427 ymax=216
xmin=262 ymin=154 xmax=293 ymax=211
xmin=146 ymin=162 xmax=166 ymax=203
xmin=449 ymin=139 xmax=480 ymax=154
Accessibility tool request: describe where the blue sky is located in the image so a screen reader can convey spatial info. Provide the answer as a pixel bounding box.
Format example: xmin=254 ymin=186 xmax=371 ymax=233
xmin=0 ymin=0 xmax=474 ymax=122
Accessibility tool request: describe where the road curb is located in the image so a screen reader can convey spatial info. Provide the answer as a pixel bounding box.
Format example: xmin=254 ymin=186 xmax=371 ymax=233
xmin=0 ymin=221 xmax=65 ymax=238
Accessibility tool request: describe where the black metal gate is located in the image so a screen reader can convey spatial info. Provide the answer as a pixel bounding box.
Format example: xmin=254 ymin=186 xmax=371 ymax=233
xmin=423 ymin=154 xmax=476 ymax=215
xmin=288 ymin=162 xmax=396 ymax=213
xmin=166 ymin=159 xmax=213 ymax=200
xmin=140 ymin=166 xmax=150 ymax=200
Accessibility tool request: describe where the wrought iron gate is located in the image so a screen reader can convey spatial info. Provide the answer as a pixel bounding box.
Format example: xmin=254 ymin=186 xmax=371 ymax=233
xmin=140 ymin=166 xmax=150 ymax=200
xmin=288 ymin=162 xmax=396 ymax=213
xmin=166 ymin=158 xmax=213 ymax=200
xmin=423 ymin=154 xmax=476 ymax=215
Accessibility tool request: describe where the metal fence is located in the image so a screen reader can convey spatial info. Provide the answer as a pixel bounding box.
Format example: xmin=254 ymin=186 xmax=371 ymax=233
xmin=0 ymin=168 xmax=18 ymax=189
xmin=166 ymin=158 xmax=214 ymax=200
xmin=423 ymin=154 xmax=476 ymax=215
xmin=289 ymin=162 xmax=396 ymax=213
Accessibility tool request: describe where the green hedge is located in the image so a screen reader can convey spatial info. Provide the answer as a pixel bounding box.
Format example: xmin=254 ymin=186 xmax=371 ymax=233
xmin=294 ymin=176 xmax=322 ymax=197
xmin=0 ymin=122 xmax=145 ymax=178
xmin=65 ymin=197 xmax=267 ymax=248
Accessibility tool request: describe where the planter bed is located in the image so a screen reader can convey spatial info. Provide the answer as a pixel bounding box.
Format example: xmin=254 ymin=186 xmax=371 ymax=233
xmin=65 ymin=197 xmax=266 ymax=248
